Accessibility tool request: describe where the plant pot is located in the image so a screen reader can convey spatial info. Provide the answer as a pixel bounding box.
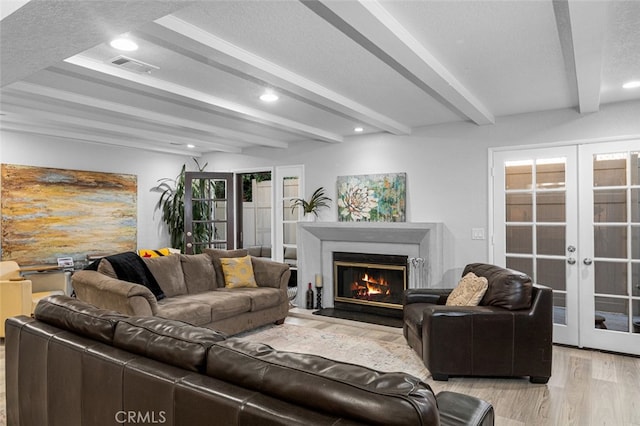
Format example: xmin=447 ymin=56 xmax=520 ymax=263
xmin=304 ymin=214 xmax=316 ymax=222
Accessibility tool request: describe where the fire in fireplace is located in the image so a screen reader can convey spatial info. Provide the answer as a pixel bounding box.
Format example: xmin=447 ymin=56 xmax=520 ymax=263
xmin=333 ymin=252 xmax=408 ymax=310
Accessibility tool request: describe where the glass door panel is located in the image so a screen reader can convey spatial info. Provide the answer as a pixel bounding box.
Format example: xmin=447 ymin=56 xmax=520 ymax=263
xmin=494 ymin=146 xmax=578 ymax=344
xmin=184 ymin=172 xmax=234 ymax=254
xmin=274 ymin=165 xmax=303 ymax=305
xmin=579 ymin=143 xmax=640 ymax=355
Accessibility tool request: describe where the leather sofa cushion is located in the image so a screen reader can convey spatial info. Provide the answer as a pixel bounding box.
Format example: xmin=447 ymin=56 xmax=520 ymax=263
xmin=180 ymin=253 xmax=216 ymax=293
xmin=33 ymin=295 xmax=129 ymax=344
xmin=464 ymin=263 xmax=533 ymax=310
xmin=113 ymin=316 xmax=226 ymax=373
xmin=143 ymin=254 xmax=187 ymax=297
xmin=206 ymin=339 xmax=440 ymax=426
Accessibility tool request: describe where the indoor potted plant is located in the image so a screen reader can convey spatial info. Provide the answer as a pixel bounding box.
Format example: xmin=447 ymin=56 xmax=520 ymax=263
xmin=290 ymin=187 xmax=332 ymax=220
xmin=153 ymin=158 xmax=209 ymax=252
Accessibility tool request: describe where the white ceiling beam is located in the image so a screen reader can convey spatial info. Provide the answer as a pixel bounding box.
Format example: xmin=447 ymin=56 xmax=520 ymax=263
xmin=1 ymin=120 xmax=201 ymax=157
xmin=1 ymin=101 xmax=242 ymax=153
xmin=64 ymin=55 xmax=343 ymax=143
xmin=304 ymin=0 xmax=495 ymax=125
xmin=152 ymin=16 xmax=411 ymax=135
xmin=7 ymin=81 xmax=288 ymax=149
xmin=565 ymin=0 xmax=608 ymax=114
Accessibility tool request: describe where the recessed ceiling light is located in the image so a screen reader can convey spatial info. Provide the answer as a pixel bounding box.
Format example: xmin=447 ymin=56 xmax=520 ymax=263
xmin=110 ymin=37 xmax=138 ymax=52
xmin=622 ymin=80 xmax=640 ymax=89
xmin=354 ymin=127 xmax=364 ymax=133
xmin=187 ymin=144 xmax=195 ymax=149
xmin=259 ymin=91 xmax=279 ymax=102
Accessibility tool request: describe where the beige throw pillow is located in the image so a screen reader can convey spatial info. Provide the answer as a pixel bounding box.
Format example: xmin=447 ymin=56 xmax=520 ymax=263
xmin=446 ymin=272 xmax=489 ymax=306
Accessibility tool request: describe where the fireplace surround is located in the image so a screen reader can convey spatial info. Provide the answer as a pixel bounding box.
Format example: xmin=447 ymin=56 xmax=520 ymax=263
xmin=296 ymin=222 xmax=447 ymax=309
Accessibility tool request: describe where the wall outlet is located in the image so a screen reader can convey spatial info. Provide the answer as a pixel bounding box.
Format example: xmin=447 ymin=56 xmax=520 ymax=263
xmin=471 ymin=228 xmax=485 ymax=240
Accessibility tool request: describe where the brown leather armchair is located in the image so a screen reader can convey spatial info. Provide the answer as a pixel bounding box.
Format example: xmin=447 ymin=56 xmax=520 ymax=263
xmin=403 ymin=263 xmax=553 ymax=383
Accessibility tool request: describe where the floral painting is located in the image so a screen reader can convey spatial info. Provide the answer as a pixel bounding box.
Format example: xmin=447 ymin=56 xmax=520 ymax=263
xmin=1 ymin=164 xmax=137 ymax=265
xmin=337 ymin=173 xmax=406 ymax=222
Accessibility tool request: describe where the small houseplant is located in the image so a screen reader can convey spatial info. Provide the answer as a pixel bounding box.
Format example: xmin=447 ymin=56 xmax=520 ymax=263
xmin=290 ymin=187 xmax=332 ymax=219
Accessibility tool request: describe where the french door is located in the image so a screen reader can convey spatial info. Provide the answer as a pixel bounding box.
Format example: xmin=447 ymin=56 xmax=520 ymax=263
xmin=493 ymin=146 xmax=579 ymax=346
xmin=184 ymin=172 xmax=234 ymax=254
xmin=492 ymin=140 xmax=640 ymax=355
xmin=578 ymin=141 xmax=640 ymax=354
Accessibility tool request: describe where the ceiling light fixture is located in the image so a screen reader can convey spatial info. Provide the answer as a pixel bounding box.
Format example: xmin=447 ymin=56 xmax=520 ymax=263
xmin=259 ymin=91 xmax=279 ymax=102
xmin=622 ymin=80 xmax=640 ymax=89
xmin=187 ymin=144 xmax=195 ymax=149
xmin=354 ymin=127 xmax=364 ymax=133
xmin=110 ymin=37 xmax=138 ymax=52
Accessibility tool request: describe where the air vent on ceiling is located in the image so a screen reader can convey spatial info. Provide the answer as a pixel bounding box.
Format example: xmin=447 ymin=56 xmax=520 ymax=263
xmin=109 ymin=55 xmax=159 ymax=74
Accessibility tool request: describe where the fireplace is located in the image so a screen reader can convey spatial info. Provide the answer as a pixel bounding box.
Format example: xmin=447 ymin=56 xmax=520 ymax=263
xmin=333 ymin=252 xmax=407 ymax=312
xmin=297 ymin=222 xmax=448 ymax=314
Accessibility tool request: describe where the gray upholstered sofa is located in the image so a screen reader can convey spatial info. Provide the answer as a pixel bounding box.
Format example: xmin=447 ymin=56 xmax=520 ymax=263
xmin=72 ymin=249 xmax=290 ymax=336
xmin=6 ymin=295 xmax=495 ymax=426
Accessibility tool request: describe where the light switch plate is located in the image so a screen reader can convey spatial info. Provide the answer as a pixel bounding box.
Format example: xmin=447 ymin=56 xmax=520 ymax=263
xmin=471 ymin=228 xmax=485 ymax=240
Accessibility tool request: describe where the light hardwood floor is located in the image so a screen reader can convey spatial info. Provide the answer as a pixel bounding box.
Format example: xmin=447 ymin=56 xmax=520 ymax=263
xmin=288 ymin=309 xmax=640 ymax=426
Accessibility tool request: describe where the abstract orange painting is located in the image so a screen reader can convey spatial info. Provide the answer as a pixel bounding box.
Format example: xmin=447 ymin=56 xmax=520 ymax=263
xmin=1 ymin=164 xmax=137 ymax=265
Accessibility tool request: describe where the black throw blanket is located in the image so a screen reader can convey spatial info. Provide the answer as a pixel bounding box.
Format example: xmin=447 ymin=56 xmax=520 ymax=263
xmin=85 ymin=252 xmax=165 ymax=300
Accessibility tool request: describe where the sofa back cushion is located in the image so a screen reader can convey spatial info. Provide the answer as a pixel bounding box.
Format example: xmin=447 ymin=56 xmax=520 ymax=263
xmin=206 ymin=339 xmax=440 ymax=426
xmin=180 ymin=254 xmax=217 ymax=293
xmin=33 ymin=295 xmax=129 ymax=345
xmin=113 ymin=317 xmax=226 ymax=372
xmin=96 ymin=252 xmax=166 ymax=300
xmin=463 ymin=263 xmax=533 ymax=310
xmin=142 ymin=254 xmax=187 ymax=297
xmin=204 ymin=248 xmax=248 ymax=288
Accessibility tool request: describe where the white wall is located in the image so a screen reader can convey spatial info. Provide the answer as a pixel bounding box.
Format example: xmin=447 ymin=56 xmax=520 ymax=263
xmin=203 ymin=100 xmax=640 ymax=285
xmin=0 ymin=131 xmax=193 ymax=252
xmin=2 ymin=101 xmax=638 ymax=281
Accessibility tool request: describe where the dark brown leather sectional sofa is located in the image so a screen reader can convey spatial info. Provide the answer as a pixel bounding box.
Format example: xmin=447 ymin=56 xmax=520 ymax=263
xmin=6 ymin=296 xmax=495 ymax=425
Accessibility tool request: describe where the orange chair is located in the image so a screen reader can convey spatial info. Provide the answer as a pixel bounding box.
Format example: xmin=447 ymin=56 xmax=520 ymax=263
xmin=0 ymin=261 xmax=32 ymax=338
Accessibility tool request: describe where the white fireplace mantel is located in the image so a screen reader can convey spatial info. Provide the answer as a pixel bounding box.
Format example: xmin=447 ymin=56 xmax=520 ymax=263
xmin=296 ymin=222 xmax=447 ymax=308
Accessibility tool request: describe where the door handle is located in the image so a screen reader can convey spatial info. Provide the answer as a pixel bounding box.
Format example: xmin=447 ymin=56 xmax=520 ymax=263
xmin=583 ymin=258 xmax=593 ymax=265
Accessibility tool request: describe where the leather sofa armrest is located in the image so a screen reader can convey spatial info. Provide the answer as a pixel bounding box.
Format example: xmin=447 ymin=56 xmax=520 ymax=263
xmin=436 ymin=391 xmax=494 ymax=426
xmin=251 ymin=257 xmax=291 ymax=291
xmin=71 ymin=270 xmax=157 ymax=316
xmin=403 ymin=288 xmax=451 ymax=305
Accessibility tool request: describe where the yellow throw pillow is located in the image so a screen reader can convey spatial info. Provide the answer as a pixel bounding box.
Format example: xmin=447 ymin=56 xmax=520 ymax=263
xmin=446 ymin=272 xmax=489 ymax=306
xmin=138 ymin=248 xmax=171 ymax=258
xmin=220 ymin=255 xmax=258 ymax=289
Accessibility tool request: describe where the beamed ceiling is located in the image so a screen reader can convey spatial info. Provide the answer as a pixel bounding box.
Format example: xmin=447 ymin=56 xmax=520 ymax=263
xmin=1 ymin=0 xmax=639 ymax=156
